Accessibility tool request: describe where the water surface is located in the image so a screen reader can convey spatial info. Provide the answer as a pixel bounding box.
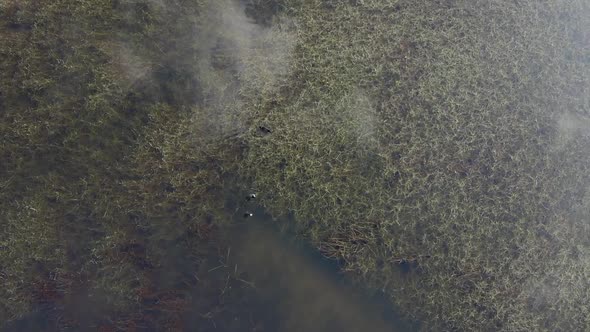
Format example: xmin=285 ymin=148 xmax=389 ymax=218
xmin=224 ymin=207 xmax=417 ymax=332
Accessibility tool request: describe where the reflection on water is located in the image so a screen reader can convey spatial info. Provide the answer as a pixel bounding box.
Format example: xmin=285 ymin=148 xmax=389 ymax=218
xmin=227 ymin=208 xmax=415 ymax=332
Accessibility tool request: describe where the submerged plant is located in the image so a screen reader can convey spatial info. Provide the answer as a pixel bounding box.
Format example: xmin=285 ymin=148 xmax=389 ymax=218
xmin=1 ymin=0 xmax=589 ymax=331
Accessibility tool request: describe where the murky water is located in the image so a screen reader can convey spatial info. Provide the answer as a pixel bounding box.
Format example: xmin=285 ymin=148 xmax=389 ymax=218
xmin=224 ymin=207 xmax=416 ymax=332
xmin=2 ymin=206 xmax=415 ymax=332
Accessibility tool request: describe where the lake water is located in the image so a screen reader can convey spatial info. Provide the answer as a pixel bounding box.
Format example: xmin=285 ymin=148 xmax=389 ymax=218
xmin=2 ymin=205 xmax=416 ymax=332
xmin=223 ymin=207 xmax=417 ymax=332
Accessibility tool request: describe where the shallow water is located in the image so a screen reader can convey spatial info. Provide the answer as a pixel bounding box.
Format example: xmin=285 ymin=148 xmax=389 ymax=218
xmin=224 ymin=208 xmax=416 ymax=332
xmin=2 ymin=207 xmax=415 ymax=332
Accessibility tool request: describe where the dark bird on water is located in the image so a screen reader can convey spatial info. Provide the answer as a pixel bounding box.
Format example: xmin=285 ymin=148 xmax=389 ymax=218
xmin=258 ymin=126 xmax=272 ymax=134
xmin=244 ymin=212 xmax=253 ymax=218
xmin=246 ymin=193 xmax=256 ymax=201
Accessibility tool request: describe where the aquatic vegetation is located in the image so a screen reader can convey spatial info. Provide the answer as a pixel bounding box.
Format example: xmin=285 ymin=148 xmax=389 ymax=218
xmin=0 ymin=0 xmax=252 ymax=328
xmin=1 ymin=0 xmax=590 ymax=330
xmin=235 ymin=0 xmax=590 ymax=330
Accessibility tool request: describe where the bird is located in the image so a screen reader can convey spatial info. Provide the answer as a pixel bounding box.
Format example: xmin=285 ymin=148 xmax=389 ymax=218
xmin=246 ymin=193 xmax=256 ymax=201
xmin=258 ymin=126 xmax=272 ymax=134
xmin=244 ymin=212 xmax=253 ymax=218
